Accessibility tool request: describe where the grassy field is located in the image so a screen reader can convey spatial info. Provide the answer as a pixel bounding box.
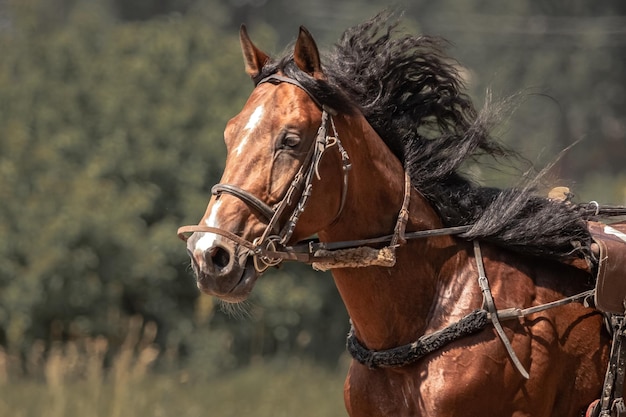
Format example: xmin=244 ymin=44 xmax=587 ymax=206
xmin=1 ymin=362 xmax=348 ymax=417
xmin=0 ymin=319 xmax=348 ymax=417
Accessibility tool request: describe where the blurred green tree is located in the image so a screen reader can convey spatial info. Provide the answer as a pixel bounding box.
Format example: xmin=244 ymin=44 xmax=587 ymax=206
xmin=0 ymin=0 xmax=350 ymax=373
xmin=0 ymin=1 xmax=211 ymax=349
xmin=405 ymin=0 xmax=626 ymax=203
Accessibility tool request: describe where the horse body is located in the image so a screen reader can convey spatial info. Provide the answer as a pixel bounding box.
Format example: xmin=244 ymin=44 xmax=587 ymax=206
xmin=318 ymin=112 xmax=609 ymax=416
xmin=179 ymin=15 xmax=616 ymax=416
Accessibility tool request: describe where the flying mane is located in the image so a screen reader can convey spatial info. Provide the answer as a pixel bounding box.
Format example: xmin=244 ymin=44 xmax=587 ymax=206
xmin=255 ymin=13 xmax=595 ymax=263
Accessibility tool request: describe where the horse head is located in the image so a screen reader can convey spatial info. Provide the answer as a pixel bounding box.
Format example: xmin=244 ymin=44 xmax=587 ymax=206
xmin=178 ymin=26 xmax=349 ymax=302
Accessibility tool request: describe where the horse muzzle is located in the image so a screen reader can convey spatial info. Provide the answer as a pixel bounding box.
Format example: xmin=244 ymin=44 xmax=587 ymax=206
xmin=187 ymin=237 xmax=259 ymax=303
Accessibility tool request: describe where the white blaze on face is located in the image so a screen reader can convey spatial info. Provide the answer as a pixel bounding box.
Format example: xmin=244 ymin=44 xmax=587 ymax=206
xmin=194 ymin=199 xmax=223 ymax=252
xmin=234 ymin=104 xmax=265 ymax=156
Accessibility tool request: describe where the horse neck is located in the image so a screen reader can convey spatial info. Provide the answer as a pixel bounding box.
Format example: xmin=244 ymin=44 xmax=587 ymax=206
xmin=319 ymin=114 xmax=456 ymax=350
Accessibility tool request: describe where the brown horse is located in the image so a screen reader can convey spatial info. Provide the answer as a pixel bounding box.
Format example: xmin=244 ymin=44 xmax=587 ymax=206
xmin=178 ymin=15 xmax=617 ymax=417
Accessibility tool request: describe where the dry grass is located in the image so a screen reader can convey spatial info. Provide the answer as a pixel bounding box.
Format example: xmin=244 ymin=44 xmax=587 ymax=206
xmin=0 ymin=316 xmax=348 ymax=417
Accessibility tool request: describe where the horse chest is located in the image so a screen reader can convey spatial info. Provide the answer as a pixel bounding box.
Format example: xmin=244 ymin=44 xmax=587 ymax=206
xmin=346 ymin=341 xmax=528 ymax=417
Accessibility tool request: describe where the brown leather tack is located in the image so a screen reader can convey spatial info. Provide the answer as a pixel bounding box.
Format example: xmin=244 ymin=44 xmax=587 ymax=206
xmin=590 ymin=221 xmax=626 ymax=314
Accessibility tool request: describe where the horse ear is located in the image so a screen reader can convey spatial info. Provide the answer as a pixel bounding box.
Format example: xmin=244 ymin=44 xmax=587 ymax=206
xmin=239 ymin=24 xmax=270 ymax=80
xmin=294 ymin=26 xmax=323 ymax=78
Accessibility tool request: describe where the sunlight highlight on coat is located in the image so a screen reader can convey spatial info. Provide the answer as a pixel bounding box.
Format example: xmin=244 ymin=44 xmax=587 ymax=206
xmin=194 ymin=200 xmax=223 ymax=252
xmin=234 ymin=105 xmax=265 ymax=156
xmin=421 ymin=366 xmax=446 ymax=410
xmin=605 ymin=225 xmax=626 ymax=242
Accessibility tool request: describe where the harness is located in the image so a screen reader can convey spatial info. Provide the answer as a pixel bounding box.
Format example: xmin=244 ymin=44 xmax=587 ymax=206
xmin=347 ymin=240 xmax=596 ymax=380
xmin=177 ymin=74 xmax=626 ymax=410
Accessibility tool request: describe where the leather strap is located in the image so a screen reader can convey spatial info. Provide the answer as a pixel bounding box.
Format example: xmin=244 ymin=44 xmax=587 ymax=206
xmin=212 ymin=184 xmax=275 ymax=221
xmin=257 ymin=74 xmax=337 ymax=115
xmin=474 ymin=240 xmax=530 ymax=379
xmin=177 ymin=224 xmax=256 ymax=251
xmin=596 ymin=315 xmax=626 ymax=416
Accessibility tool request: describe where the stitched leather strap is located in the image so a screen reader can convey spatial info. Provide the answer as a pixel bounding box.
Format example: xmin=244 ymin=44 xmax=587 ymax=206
xmin=211 ymin=184 xmax=275 ymax=221
xmin=474 ymin=240 xmax=530 ymax=379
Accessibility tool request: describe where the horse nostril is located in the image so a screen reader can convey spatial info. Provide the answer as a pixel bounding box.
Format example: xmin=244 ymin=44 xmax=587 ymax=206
xmin=191 ymin=241 xmax=236 ymax=276
xmin=208 ymin=246 xmax=232 ymax=271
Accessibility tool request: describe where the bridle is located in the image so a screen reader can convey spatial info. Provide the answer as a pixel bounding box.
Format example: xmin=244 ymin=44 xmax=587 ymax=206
xmin=177 ymin=73 xmax=353 ymax=272
xmin=177 ymin=73 xmax=472 ymax=271
xmin=177 ymin=71 xmax=484 ymax=273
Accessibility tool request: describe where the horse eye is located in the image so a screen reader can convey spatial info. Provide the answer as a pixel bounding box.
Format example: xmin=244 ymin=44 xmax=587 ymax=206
xmin=280 ymin=133 xmax=301 ymax=149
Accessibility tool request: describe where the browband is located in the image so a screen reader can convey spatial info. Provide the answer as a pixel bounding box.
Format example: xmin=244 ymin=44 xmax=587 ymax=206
xmin=257 ymin=74 xmax=337 ymax=115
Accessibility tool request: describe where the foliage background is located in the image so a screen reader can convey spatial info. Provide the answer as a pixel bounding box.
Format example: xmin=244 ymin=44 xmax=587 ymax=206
xmin=0 ymin=0 xmax=625 ymax=415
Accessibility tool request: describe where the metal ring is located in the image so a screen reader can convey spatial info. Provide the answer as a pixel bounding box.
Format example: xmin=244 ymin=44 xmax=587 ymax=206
xmin=252 ymin=236 xmax=283 ymax=273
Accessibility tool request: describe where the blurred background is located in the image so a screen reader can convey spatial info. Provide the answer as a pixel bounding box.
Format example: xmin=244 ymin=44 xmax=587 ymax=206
xmin=1 ymin=0 xmax=625 ymax=415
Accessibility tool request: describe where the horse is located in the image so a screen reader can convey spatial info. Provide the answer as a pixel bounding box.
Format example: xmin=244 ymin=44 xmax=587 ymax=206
xmin=178 ymin=14 xmax=621 ymax=417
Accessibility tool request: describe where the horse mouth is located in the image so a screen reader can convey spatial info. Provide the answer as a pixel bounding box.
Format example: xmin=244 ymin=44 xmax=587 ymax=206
xmin=196 ymin=257 xmax=259 ymax=303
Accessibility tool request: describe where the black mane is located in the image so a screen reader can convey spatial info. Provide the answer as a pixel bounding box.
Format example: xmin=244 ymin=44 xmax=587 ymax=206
xmin=258 ymin=13 xmax=595 ymax=262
